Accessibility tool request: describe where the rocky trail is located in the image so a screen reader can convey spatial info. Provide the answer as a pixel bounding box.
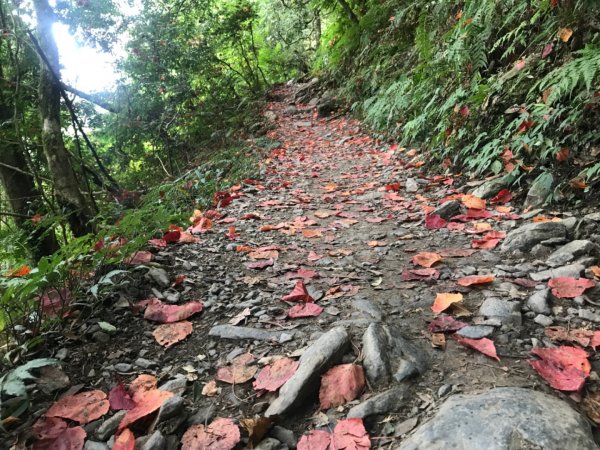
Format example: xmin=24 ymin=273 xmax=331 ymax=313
xmin=17 ymin=84 xmax=600 ymax=450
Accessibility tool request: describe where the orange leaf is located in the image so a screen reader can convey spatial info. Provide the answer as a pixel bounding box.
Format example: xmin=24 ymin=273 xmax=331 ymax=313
xmin=152 ymin=321 xmax=193 ymax=348
xmin=181 ymin=418 xmax=240 ymax=450
xmin=319 ymin=364 xmax=365 ymax=409
xmin=558 ymin=27 xmax=573 ymax=42
xmin=3 ymin=265 xmax=31 ymax=277
xmin=591 ymin=267 xmax=600 ymax=278
xmin=461 ymin=194 xmax=486 ymax=210
xmin=456 ymin=275 xmax=495 ymax=287
xmin=216 ymin=353 xmax=257 ymax=384
xmin=555 ymin=148 xmax=570 ymax=161
xmin=453 ymin=335 xmax=500 ymax=361
xmin=411 ymin=252 xmax=443 ymax=268
xmin=431 ymin=293 xmax=463 ymax=313
xmin=367 ymin=240 xmax=387 ymax=247
xmin=113 ymin=428 xmax=135 ymax=450
xmin=302 ymin=229 xmax=322 ymax=238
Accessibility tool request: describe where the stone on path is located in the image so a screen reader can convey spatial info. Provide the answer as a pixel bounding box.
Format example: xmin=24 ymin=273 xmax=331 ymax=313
xmin=478 ymin=298 xmax=521 ymax=327
xmin=546 ymin=240 xmax=599 ymax=267
xmin=265 ymin=327 xmax=349 ymax=417
xmin=456 ymin=325 xmax=494 ymax=339
xmin=208 ymin=325 xmax=288 ymax=342
xmin=362 ymin=323 xmax=428 ymax=387
xmin=471 ymin=174 xmax=513 ymax=199
xmin=396 ymin=388 xmax=597 ymax=450
xmin=347 ymin=386 xmax=409 ymax=419
xmin=431 ymin=200 xmax=460 ymax=220
xmin=530 ymin=262 xmax=585 ymax=282
xmin=500 ymin=221 xmax=566 ymax=253
xmin=527 ymin=288 xmax=551 ymax=315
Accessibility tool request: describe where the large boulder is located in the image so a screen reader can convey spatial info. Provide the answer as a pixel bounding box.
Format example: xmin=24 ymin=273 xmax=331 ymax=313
xmin=397 ymin=388 xmax=597 ymax=450
xmin=500 ymin=221 xmax=567 ymax=253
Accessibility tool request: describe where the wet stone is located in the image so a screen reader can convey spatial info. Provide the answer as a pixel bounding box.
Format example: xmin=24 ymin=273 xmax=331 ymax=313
xmin=546 ymin=240 xmax=599 ymax=267
xmin=209 ymin=325 xmax=287 ymax=341
xmin=431 ymin=200 xmax=461 ymax=220
xmin=500 ymin=221 xmax=567 ymax=253
xmin=265 ymin=327 xmax=349 ymax=417
xmin=530 ymin=263 xmax=585 ymax=282
xmin=347 ymin=386 xmax=409 ymax=419
xmin=362 ymin=323 xmax=428 ymax=387
xmin=156 ymin=396 xmax=184 ymax=422
xmin=140 ymin=431 xmax=166 ymax=450
xmin=95 ymin=410 xmax=126 ymax=441
xmin=456 ymin=325 xmax=494 ymax=339
xmin=396 ymin=387 xmax=597 ymax=450
xmin=159 ymin=375 xmax=187 ymax=396
xmin=527 ymin=288 xmax=551 ymax=315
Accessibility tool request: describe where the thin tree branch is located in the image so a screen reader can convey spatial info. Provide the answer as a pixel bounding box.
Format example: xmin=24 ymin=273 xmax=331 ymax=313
xmin=60 ymin=82 xmax=118 ymax=113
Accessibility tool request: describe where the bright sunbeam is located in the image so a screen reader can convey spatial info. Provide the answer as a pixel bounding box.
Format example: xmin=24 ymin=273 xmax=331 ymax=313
xmin=53 ymin=22 xmax=118 ymax=93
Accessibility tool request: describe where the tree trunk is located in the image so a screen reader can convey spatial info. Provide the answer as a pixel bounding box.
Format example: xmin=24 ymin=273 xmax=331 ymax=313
xmin=336 ymin=0 xmax=359 ymax=24
xmin=0 ymin=138 xmax=59 ymax=261
xmin=33 ymin=0 xmax=93 ymax=237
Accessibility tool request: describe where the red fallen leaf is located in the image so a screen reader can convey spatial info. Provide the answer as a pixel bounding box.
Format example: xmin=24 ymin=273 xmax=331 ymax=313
xmin=178 ymin=232 xmax=201 ymax=244
xmin=319 ymin=364 xmax=365 ymax=409
xmin=217 ymin=217 xmax=237 ymax=224
xmin=428 ymin=316 xmax=467 ymax=333
xmin=465 ymin=223 xmax=492 ymax=234
xmin=401 ymin=268 xmax=440 ymax=281
xmin=190 ymin=217 xmax=213 ymax=233
xmin=163 ymin=229 xmax=181 ymax=244
xmin=152 ymin=321 xmax=193 ymax=348
xmin=288 ymin=268 xmax=318 ymax=280
xmin=438 ymin=248 xmax=477 ymax=257
xmin=109 ymin=383 xmax=136 ymax=410
xmin=411 ymin=252 xmax=443 ymax=268
xmin=548 ymin=277 xmax=596 ymax=298
xmin=225 ymin=226 xmax=239 ymax=240
xmin=366 ymin=217 xmax=388 ymax=223
xmin=46 ymin=390 xmax=110 ymax=424
xmin=32 ymin=417 xmax=67 ymax=440
xmin=147 ymin=238 xmax=167 ymax=248
xmin=118 ymin=389 xmax=174 ymax=432
xmin=245 ymin=259 xmax=274 ymax=270
xmin=490 ymin=189 xmax=512 ymax=204
xmin=129 ymin=374 xmax=158 ymax=400
xmin=447 ymin=222 xmax=466 ymax=231
xmin=302 ymin=229 xmax=323 ymax=238
xmin=172 ymin=274 xmax=186 ymax=287
xmin=529 ymin=346 xmax=590 ymax=391
xmin=425 ymin=214 xmax=448 ymax=229
xmin=544 ymin=326 xmax=594 ymax=347
xmin=181 ymin=418 xmax=240 ymax=450
xmin=432 ymin=293 xmax=463 ymax=314
xmin=591 ymin=332 xmax=600 ymax=349
xmin=453 ymin=335 xmax=500 ymax=361
xmin=465 ymin=209 xmax=494 ymax=219
xmin=123 ymin=251 xmax=153 ymax=265
xmin=113 ymin=428 xmax=135 ymax=450
xmin=253 ymin=357 xmax=299 ymax=392
xmin=330 ymin=418 xmax=371 ymax=450
xmin=385 ymin=182 xmax=401 ymax=191
xmin=471 ymin=238 xmax=501 ymax=249
xmin=32 ymin=426 xmax=86 ymax=450
xmin=216 ymin=353 xmax=257 ymax=384
xmin=144 ymin=299 xmax=203 ymax=323
xmin=456 ymin=274 xmax=495 ymax=287
xmin=542 ymin=42 xmax=553 ymax=58
xmin=517 ymin=119 xmax=534 ymax=133
xmin=31 ymin=213 xmax=43 ymax=223
xmin=288 ymin=303 xmax=324 ymax=318
xmin=282 ymin=280 xmax=314 ymax=303
xmin=241 ymin=212 xmax=261 ymax=220
xmin=308 ymin=251 xmax=322 ymax=261
xmin=483 ymin=230 xmax=506 ymax=239
xmin=3 ymin=265 xmax=31 ymax=277
xmin=297 ymin=430 xmax=331 ymax=450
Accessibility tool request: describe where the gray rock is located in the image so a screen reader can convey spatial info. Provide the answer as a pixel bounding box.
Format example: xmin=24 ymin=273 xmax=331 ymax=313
xmin=579 ymin=309 xmax=600 ymax=323
xmin=140 ymin=431 xmax=166 ymax=450
xmin=209 ymin=325 xmax=287 ymax=341
xmin=524 ymin=173 xmax=554 ymax=209
xmin=270 ymin=426 xmax=296 ymax=449
xmin=92 ymin=331 xmax=110 ymax=344
xmin=351 ymin=298 xmax=383 ymax=322
xmin=95 ymin=410 xmax=126 ymax=441
xmin=264 ymin=111 xmax=277 ymax=122
xmin=362 ymin=323 xmax=428 ymax=387
xmin=456 ymin=325 xmax=494 ymax=339
xmin=135 ymin=358 xmax=157 ymax=369
xmin=187 ymin=405 xmax=216 ymax=426
xmin=396 ymin=387 xmax=597 ymax=450
xmin=156 ymin=396 xmax=184 ymax=422
xmin=530 ymin=263 xmax=585 ymax=282
xmin=265 ymin=327 xmax=349 ymax=417
xmin=347 ymin=386 xmax=409 ymax=419
xmin=471 ymin=174 xmax=513 ymax=199
xmin=147 ymin=268 xmax=170 ymax=288
xmin=84 ymin=442 xmax=109 ymax=450
xmin=283 ymin=105 xmax=298 ymax=115
xmin=395 ymin=417 xmax=419 ymax=437
xmin=527 ymin=288 xmax=551 ymax=314
xmin=114 ymin=363 xmax=133 ymax=373
xmin=431 ymin=200 xmax=461 ymax=220
xmin=547 ymin=240 xmax=599 ymax=267
xmin=255 ymin=438 xmax=288 ymax=450
xmin=500 ymin=222 xmax=566 ymax=253
xmin=478 ymin=298 xmax=521 ymax=327
xmin=534 ymin=314 xmax=554 ymax=327
xmin=159 ymin=375 xmax=187 ymax=396
xmin=405 ymin=178 xmax=418 ymax=193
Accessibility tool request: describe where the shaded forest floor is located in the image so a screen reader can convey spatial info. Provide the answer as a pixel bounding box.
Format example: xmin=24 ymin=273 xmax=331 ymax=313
xmin=17 ymin=85 xmax=600 ymax=449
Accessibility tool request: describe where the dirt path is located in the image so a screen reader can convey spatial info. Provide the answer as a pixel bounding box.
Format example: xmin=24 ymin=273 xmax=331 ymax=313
xmin=26 ymin=85 xmax=600 ymax=449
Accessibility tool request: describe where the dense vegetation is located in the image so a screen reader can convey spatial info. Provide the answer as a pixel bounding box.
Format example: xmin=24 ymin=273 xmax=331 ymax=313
xmin=0 ymin=0 xmax=597 ymax=404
